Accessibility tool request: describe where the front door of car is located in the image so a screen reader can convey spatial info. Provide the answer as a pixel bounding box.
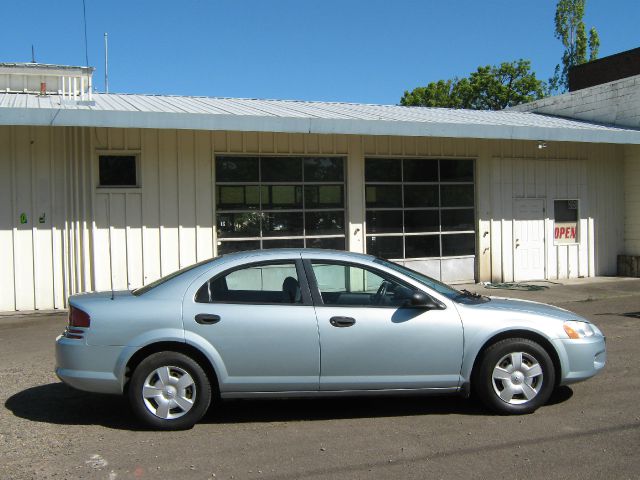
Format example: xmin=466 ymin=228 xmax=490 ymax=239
xmin=305 ymin=260 xmax=463 ymax=391
xmin=182 ymin=259 xmax=320 ymax=393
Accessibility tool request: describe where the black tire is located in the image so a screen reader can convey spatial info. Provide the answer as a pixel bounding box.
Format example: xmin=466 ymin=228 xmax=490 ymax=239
xmin=473 ymin=338 xmax=555 ymax=415
xmin=128 ymin=351 xmax=212 ymax=430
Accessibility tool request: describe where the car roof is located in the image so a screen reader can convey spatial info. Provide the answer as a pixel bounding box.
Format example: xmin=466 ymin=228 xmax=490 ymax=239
xmin=219 ymin=248 xmax=376 ymax=262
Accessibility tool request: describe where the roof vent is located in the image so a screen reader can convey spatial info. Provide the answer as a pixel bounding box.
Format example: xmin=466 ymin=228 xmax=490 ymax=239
xmin=0 ymin=62 xmax=95 ymax=102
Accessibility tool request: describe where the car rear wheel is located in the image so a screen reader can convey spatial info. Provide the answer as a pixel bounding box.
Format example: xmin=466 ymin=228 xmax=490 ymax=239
xmin=128 ymin=351 xmax=211 ymax=430
xmin=474 ymin=338 xmax=555 ymax=415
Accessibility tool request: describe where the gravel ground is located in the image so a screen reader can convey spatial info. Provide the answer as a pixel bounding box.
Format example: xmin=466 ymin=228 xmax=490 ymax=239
xmin=1 ymin=278 xmax=639 ymax=479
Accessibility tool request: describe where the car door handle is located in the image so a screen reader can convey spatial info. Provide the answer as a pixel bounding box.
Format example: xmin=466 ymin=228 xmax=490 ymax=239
xmin=330 ymin=316 xmax=356 ymax=327
xmin=195 ymin=314 xmax=221 ymax=325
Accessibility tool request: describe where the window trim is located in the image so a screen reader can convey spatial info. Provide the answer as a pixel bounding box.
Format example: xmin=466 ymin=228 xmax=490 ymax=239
xmin=193 ymin=259 xmax=313 ymax=306
xmin=214 ymin=154 xmax=348 ymax=255
xmin=302 ymin=259 xmax=427 ymax=309
xmin=364 ymin=157 xmax=477 ymax=261
xmin=95 ymin=150 xmax=141 ymax=190
xmin=553 ymin=198 xmax=580 ymax=245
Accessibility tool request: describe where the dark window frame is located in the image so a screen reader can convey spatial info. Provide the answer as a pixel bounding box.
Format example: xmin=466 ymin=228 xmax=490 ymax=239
xmin=97 ymin=154 xmax=140 ymax=188
xmin=215 ymin=155 xmax=347 ymax=255
xmin=364 ymin=157 xmax=476 ymax=260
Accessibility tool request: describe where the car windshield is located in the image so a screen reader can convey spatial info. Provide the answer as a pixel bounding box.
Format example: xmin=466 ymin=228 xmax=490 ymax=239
xmin=373 ymin=258 xmax=466 ymax=301
xmin=132 ymin=258 xmax=216 ymax=296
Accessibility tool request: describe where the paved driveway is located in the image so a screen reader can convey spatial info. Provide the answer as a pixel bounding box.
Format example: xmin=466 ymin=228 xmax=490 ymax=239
xmin=1 ymin=278 xmax=639 ymax=479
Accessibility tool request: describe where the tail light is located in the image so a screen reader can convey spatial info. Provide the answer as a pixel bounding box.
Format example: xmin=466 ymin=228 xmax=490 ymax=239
xmin=69 ymin=306 xmax=91 ymax=327
xmin=64 ymin=306 xmax=90 ymax=339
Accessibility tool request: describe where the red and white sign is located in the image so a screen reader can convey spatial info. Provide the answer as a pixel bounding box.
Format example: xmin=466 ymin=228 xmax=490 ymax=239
xmin=554 ymin=222 xmax=578 ymax=245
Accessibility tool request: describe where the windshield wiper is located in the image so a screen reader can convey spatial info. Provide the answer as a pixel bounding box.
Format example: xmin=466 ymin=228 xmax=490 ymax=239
xmin=458 ymin=289 xmax=483 ymax=299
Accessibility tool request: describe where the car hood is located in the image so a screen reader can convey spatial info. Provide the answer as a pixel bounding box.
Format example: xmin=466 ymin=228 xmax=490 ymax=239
xmin=464 ymin=296 xmax=579 ymax=322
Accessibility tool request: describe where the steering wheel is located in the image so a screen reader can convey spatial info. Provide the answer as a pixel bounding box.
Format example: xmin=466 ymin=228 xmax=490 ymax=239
xmin=374 ymin=280 xmax=391 ymax=305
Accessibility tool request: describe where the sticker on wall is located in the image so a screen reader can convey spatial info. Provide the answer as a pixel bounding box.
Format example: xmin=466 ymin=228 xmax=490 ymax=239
xmin=39 ymin=213 xmax=46 ymax=224
xmin=19 ymin=213 xmax=27 ymax=224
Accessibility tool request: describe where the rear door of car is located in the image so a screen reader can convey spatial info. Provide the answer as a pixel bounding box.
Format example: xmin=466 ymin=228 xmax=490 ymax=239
xmin=302 ymin=256 xmax=463 ymax=391
xmin=182 ymin=258 xmax=320 ymax=393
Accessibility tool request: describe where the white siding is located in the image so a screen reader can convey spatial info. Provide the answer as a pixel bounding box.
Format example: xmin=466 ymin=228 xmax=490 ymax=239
xmin=0 ymin=126 xmax=628 ymax=311
xmin=624 ymin=145 xmax=640 ymax=256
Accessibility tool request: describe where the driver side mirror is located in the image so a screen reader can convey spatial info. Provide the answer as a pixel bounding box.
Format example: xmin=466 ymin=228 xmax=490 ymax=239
xmin=410 ymin=291 xmax=443 ymax=310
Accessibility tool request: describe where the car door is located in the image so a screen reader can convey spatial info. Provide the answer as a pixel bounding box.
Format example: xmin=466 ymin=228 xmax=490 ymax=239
xmin=304 ymin=258 xmax=463 ymax=391
xmin=182 ymin=259 xmax=320 ymax=393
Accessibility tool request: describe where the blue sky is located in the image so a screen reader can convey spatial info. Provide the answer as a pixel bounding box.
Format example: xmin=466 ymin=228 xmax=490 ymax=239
xmin=1 ymin=0 xmax=638 ymax=104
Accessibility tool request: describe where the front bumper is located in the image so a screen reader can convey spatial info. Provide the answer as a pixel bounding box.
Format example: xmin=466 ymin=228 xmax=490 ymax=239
xmin=552 ymin=335 xmax=606 ymax=386
xmin=55 ymin=335 xmax=126 ymax=394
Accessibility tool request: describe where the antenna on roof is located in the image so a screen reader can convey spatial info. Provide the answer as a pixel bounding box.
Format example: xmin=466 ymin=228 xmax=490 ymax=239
xmin=104 ymin=33 xmax=109 ymax=93
xmin=31 ymin=45 xmax=36 ymax=63
xmin=82 ymin=0 xmax=89 ymax=67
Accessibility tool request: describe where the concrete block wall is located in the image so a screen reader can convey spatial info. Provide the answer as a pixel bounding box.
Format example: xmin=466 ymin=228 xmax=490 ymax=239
xmin=511 ymin=74 xmax=640 ymax=129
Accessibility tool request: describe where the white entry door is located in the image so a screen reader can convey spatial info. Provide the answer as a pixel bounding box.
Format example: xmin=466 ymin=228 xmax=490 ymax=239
xmin=513 ymin=199 xmax=545 ymax=281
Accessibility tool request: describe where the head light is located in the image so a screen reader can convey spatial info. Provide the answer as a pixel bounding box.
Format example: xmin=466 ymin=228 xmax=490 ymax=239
xmin=563 ymin=320 xmax=596 ymax=339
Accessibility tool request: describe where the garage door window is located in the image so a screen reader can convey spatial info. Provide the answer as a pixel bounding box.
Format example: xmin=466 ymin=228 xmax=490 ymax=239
xmin=365 ymin=158 xmax=475 ymax=260
xmin=216 ymin=156 xmax=346 ymax=255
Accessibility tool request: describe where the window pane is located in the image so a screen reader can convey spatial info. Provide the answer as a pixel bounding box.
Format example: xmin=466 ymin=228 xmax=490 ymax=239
xmin=263 ymin=212 xmax=303 ymax=237
xmin=304 ymin=158 xmax=344 ymax=181
xmin=404 ymin=185 xmax=439 ymax=207
xmin=217 ymin=186 xmax=261 ymax=210
xmin=403 ymin=159 xmax=438 ymax=182
xmin=441 ymin=185 xmax=474 ymax=207
xmin=366 ymin=185 xmax=402 ymax=208
xmin=263 ymin=238 xmax=305 ymax=249
xmin=405 ymin=235 xmax=440 ymax=258
xmin=365 ymin=158 xmax=401 ymax=182
xmin=304 ymin=185 xmax=344 ymax=208
xmin=306 ymin=237 xmax=345 ymax=250
xmin=554 ymin=200 xmax=578 ymax=222
xmin=217 ymin=212 xmax=261 ymax=238
xmin=216 ymin=157 xmax=259 ymax=182
xmin=366 ymin=210 xmax=403 ymax=234
xmin=440 ymin=159 xmax=474 ymax=182
xmin=442 ymin=233 xmax=475 ymax=256
xmin=442 ymin=209 xmax=475 ymax=231
xmin=217 ymin=240 xmax=260 ymax=255
xmin=366 ymin=236 xmax=403 ymax=259
xmin=305 ymin=211 xmax=345 ymax=235
xmin=261 ymin=185 xmax=303 ymax=210
xmin=312 ymin=262 xmax=413 ymax=307
xmin=199 ymin=262 xmax=301 ymax=304
xmin=404 ymin=210 xmax=439 ymax=233
xmin=99 ymin=155 xmax=137 ymax=186
xmin=261 ymin=157 xmax=302 ymax=182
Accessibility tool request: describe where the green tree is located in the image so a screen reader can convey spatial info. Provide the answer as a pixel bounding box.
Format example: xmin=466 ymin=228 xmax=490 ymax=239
xmin=400 ymin=60 xmax=546 ymax=110
xmin=549 ymin=0 xmax=600 ymax=93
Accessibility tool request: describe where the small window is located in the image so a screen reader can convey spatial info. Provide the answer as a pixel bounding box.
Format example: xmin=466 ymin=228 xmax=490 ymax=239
xmin=311 ymin=262 xmax=415 ymax=308
xmin=554 ymin=199 xmax=579 ymax=245
xmin=195 ymin=262 xmax=302 ymax=304
xmin=99 ymin=155 xmax=138 ymax=187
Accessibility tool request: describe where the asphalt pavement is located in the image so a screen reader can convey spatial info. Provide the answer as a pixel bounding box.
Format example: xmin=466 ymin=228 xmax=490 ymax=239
xmin=1 ymin=277 xmax=639 ymax=479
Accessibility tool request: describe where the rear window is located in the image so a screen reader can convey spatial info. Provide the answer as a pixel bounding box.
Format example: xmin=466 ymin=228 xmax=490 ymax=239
xmin=132 ymin=259 xmax=215 ymax=296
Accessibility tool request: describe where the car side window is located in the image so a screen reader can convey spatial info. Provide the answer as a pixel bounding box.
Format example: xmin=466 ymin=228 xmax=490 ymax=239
xmin=195 ymin=262 xmax=302 ymax=304
xmin=311 ymin=262 xmax=416 ymax=307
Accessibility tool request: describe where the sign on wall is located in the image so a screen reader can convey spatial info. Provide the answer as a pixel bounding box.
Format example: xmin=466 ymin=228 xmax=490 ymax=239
xmin=554 ymin=199 xmax=579 ymax=245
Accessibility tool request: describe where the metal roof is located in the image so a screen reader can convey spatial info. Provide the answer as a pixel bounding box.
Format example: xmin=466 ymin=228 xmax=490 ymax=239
xmin=1 ymin=92 xmax=639 ymax=144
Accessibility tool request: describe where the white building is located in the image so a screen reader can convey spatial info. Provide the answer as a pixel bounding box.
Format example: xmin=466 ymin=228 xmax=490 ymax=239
xmin=0 ymin=57 xmax=639 ymax=312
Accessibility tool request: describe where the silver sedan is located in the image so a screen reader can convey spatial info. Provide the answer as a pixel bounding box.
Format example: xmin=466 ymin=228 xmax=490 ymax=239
xmin=55 ymin=249 xmax=606 ymax=430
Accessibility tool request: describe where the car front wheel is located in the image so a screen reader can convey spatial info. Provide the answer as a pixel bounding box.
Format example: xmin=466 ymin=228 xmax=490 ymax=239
xmin=474 ymin=338 xmax=555 ymax=415
xmin=128 ymin=351 xmax=211 ymax=430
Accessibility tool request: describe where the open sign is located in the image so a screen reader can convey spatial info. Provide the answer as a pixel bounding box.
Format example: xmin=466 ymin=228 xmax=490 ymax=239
xmin=554 ymin=199 xmax=579 ymax=245
xmin=554 ymin=223 xmax=577 ymax=242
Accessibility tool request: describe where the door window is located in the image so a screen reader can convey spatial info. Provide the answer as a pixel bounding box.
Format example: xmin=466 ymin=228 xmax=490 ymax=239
xmin=311 ymin=262 xmax=416 ymax=307
xmin=196 ymin=262 xmax=303 ymax=304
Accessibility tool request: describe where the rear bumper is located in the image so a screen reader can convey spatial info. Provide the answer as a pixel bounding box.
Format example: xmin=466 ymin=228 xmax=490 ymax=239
xmin=552 ymin=336 xmax=606 ymax=386
xmin=55 ymin=335 xmax=125 ymax=394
